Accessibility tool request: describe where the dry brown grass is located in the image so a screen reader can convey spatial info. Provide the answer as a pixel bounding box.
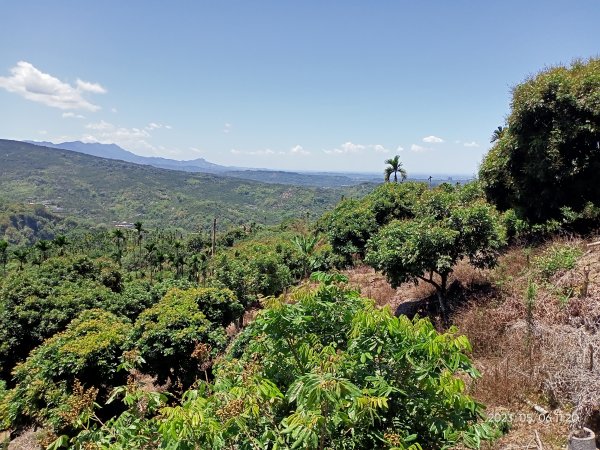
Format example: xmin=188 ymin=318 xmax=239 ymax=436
xmin=347 ymin=237 xmax=600 ymax=448
xmin=454 ymin=237 xmax=600 ymax=448
xmin=343 ymin=264 xmax=436 ymax=309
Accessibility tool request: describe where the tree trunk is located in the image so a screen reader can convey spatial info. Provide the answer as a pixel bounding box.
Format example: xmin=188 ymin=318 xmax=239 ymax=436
xmin=212 ymin=217 xmax=217 ymax=256
xmin=437 ymin=273 xmax=449 ymax=326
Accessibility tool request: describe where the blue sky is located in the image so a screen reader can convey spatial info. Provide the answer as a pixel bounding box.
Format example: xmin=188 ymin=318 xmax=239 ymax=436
xmin=0 ymin=1 xmax=598 ymax=174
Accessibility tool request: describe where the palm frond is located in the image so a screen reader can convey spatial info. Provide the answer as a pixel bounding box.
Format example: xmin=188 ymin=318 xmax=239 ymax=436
xmin=384 ymin=167 xmax=394 ymax=182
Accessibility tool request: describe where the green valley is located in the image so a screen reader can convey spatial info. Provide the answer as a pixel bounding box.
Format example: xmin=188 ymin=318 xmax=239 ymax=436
xmin=0 ymin=140 xmax=373 ymax=239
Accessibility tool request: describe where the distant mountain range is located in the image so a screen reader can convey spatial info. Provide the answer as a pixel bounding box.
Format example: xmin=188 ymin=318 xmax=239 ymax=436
xmin=26 ymin=140 xmax=232 ymax=173
xmin=24 ymin=140 xmax=473 ymax=187
xmin=25 ymin=140 xmax=376 ymax=187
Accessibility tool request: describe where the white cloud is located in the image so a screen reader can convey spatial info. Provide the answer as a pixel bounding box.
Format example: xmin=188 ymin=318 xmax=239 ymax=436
xmin=396 ymin=146 xmax=404 ymax=152
xmin=324 ymin=141 xmax=366 ymax=154
xmin=411 ymin=144 xmax=431 ymax=152
xmin=111 ymin=107 xmax=118 ymax=113
xmin=340 ymin=141 xmax=365 ymax=153
xmin=62 ymin=112 xmax=85 ymax=119
xmin=83 ymin=120 xmax=159 ymax=154
xmin=223 ymin=123 xmax=232 ymax=134
xmin=372 ymin=144 xmax=389 ymax=153
xmin=463 ymin=141 xmax=480 ymax=148
xmin=290 ymin=145 xmax=310 ymax=155
xmin=0 ymin=61 xmax=105 ymax=111
xmin=324 ymin=141 xmax=393 ymax=155
xmin=144 ymin=122 xmax=171 ymax=131
xmin=422 ymin=135 xmax=444 ymax=143
xmin=231 ymin=146 xmax=306 ymax=156
xmin=75 ymin=79 xmax=107 ymax=94
xmin=231 ymin=148 xmax=278 ymax=156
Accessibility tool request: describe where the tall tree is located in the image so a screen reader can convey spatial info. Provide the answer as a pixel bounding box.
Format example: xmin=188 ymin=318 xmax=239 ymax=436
xmin=144 ymin=242 xmax=157 ymax=282
xmin=35 ymin=240 xmax=51 ymax=262
xmin=384 ymin=155 xmax=407 ymax=183
xmin=53 ymin=235 xmax=68 ymax=256
xmin=134 ymin=221 xmax=144 ymax=253
xmin=188 ymin=254 xmax=200 ymax=283
xmin=0 ymin=240 xmax=8 ymax=273
xmin=112 ymin=229 xmax=126 ymax=266
xmin=13 ymin=248 xmax=28 ymax=270
xmin=366 ymin=185 xmax=505 ymax=325
xmin=170 ymin=253 xmax=185 ymax=278
xmin=480 ymin=58 xmax=600 ymax=222
xmin=112 ymin=229 xmax=125 ymax=250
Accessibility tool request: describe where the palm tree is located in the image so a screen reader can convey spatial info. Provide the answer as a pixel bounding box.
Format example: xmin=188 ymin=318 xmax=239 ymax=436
xmin=490 ymin=126 xmax=505 ymax=143
xmin=293 ymin=234 xmax=320 ymax=278
xmin=170 ymin=253 xmax=185 ymax=278
xmin=112 ymin=229 xmax=125 ymax=250
xmin=0 ymin=240 xmax=8 ymax=274
xmin=188 ymin=254 xmax=200 ymax=283
xmin=13 ymin=248 xmax=28 ymax=270
xmin=144 ymin=242 xmax=157 ymax=282
xmin=173 ymin=240 xmax=182 ymax=257
xmin=134 ymin=221 xmax=144 ymax=254
xmin=156 ymin=253 xmax=166 ymax=272
xmin=112 ymin=229 xmax=126 ymax=266
xmin=384 ymin=155 xmax=407 ymax=183
xmin=35 ymin=240 xmax=51 ymax=262
xmin=53 ymin=235 xmax=68 ymax=256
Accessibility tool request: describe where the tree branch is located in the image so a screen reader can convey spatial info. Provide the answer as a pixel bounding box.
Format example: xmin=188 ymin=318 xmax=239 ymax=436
xmin=416 ymin=274 xmax=441 ymax=291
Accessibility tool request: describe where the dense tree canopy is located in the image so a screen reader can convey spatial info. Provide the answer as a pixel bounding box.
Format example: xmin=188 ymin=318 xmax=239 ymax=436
xmin=366 ymin=184 xmax=506 ymax=321
xmin=479 ymin=58 xmax=600 ymax=223
xmin=322 ymin=182 xmax=426 ymax=265
xmin=3 ymin=309 xmax=132 ymax=434
xmin=62 ymin=276 xmax=499 ymax=449
xmin=132 ymin=287 xmax=234 ymax=386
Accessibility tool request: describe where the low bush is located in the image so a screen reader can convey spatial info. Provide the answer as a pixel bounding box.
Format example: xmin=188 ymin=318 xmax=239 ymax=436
xmin=1 ymin=309 xmax=132 ymax=435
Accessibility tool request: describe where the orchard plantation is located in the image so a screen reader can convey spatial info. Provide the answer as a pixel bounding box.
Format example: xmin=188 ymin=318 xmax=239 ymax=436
xmin=0 ymin=58 xmax=599 ymax=449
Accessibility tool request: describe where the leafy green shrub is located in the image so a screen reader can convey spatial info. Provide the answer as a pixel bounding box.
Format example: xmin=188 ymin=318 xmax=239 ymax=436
xmin=533 ymin=243 xmax=582 ymax=279
xmin=1 ymin=309 xmax=132 ymax=434
xmin=212 ymin=241 xmax=295 ymax=305
xmin=132 ymin=287 xmax=232 ymax=386
xmin=0 ymin=256 xmax=119 ymax=378
xmin=65 ymin=276 xmax=499 ymax=449
xmin=156 ymin=276 xmax=497 ymax=449
xmin=502 ymin=209 xmax=529 ymax=241
xmin=321 ymin=198 xmax=378 ymax=264
xmin=102 ymin=279 xmax=155 ymax=319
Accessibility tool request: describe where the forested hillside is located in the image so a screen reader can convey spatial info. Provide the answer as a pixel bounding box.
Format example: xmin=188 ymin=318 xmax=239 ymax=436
xmin=0 ymin=140 xmax=373 ymax=234
xmin=0 ymin=198 xmax=78 ymax=245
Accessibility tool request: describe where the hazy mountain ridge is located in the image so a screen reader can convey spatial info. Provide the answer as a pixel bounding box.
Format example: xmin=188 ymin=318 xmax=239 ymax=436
xmin=24 ymin=140 xmax=473 ymax=187
xmin=26 ymin=140 xmax=230 ymax=173
xmin=24 ymin=140 xmax=364 ymax=186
